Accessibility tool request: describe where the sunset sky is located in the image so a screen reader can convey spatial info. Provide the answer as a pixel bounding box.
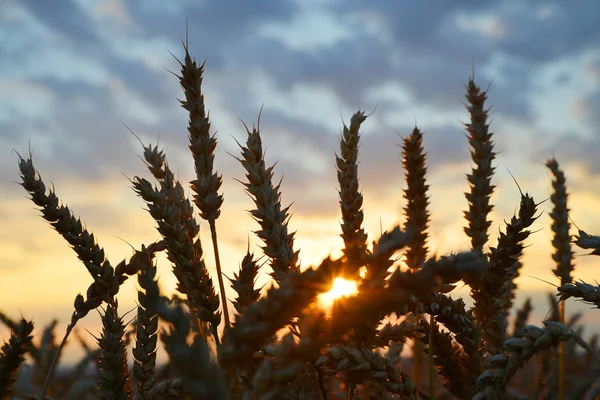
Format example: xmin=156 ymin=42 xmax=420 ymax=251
xmin=1 ymin=0 xmax=600 ymax=363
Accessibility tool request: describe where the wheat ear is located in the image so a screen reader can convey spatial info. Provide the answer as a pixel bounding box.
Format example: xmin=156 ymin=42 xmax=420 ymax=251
xmin=229 ymin=245 xmax=262 ymax=317
xmin=573 ymin=228 xmax=600 ymax=254
xmin=173 ymin=35 xmax=230 ymax=329
xmin=132 ymin=141 xmax=221 ymax=341
xmin=0 ymin=319 xmax=34 ymax=398
xmin=233 ymin=118 xmax=299 ymax=283
xmin=478 ymin=189 xmax=539 ymax=359
xmin=132 ymin=243 xmax=165 ymax=398
xmin=95 ymin=300 xmax=132 ymax=400
xmin=463 ymin=75 xmax=496 ymax=254
xmin=401 ymin=126 xmax=431 ymax=396
xmin=336 ymin=110 xmax=369 ymax=275
xmin=474 ymin=321 xmax=598 ymax=400
xmin=17 ymin=154 xmax=133 ymax=398
xmin=547 ymin=157 xmax=574 ymax=400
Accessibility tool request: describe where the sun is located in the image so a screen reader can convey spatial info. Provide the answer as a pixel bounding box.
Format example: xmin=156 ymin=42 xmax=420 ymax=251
xmin=317 ymin=277 xmax=358 ymax=309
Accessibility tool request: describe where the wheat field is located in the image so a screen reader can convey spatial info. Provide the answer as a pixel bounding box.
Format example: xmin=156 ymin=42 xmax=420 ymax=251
xmin=2 ymin=28 xmax=600 ymax=400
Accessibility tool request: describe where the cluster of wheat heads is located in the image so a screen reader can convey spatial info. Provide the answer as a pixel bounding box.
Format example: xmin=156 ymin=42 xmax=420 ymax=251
xmin=2 ymin=41 xmax=600 ymax=400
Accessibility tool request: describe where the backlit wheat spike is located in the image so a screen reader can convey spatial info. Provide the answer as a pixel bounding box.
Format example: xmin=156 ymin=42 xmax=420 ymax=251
xmin=336 ymin=110 xmax=369 ymax=276
xmin=234 ymin=120 xmax=300 ymax=283
xmin=0 ymin=319 xmax=34 ymax=398
xmin=573 ymin=228 xmax=600 ymax=255
xmin=464 ymin=77 xmax=496 ymax=254
xmin=17 ymin=154 xmax=123 ymax=303
xmin=229 ymin=248 xmax=262 ymax=317
xmin=547 ymin=157 xmax=575 ymax=400
xmin=225 ymin=248 xmax=263 ymax=394
xmin=402 ymin=127 xmax=430 ymax=271
xmin=547 ymin=158 xmax=574 ymax=285
xmin=473 ymin=189 xmax=538 ymax=359
xmin=401 ymin=126 xmax=431 ymax=396
xmin=558 ymin=281 xmax=600 ymax=308
xmin=176 ymin=37 xmax=223 ymax=223
xmin=18 ymin=154 xmax=136 ymax=398
xmin=474 ymin=321 xmax=597 ymax=400
xmin=132 ymin=141 xmax=221 ymax=340
xmin=96 ymin=301 xmax=132 ymax=400
xmin=132 ymin=244 xmax=163 ymax=399
xmin=175 ymin=37 xmax=230 ymax=329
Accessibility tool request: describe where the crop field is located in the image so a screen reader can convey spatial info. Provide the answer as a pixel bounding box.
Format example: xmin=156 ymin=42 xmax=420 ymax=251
xmin=1 ymin=34 xmax=600 ymax=399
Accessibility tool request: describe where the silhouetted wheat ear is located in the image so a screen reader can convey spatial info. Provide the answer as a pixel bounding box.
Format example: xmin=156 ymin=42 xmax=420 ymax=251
xmin=402 ymin=127 xmax=430 ymax=270
xmin=229 ymin=248 xmax=261 ymax=317
xmin=546 ymin=157 xmax=575 ymax=400
xmin=464 ymin=77 xmax=496 ymax=254
xmin=234 ymin=121 xmax=299 ymax=284
xmin=132 ymin=244 xmax=164 ymax=398
xmin=0 ymin=319 xmax=34 ymax=398
xmin=400 ymin=125 xmax=431 ymax=395
xmin=336 ymin=110 xmax=369 ymax=276
xmin=96 ymin=301 xmax=132 ymax=400
xmin=547 ymin=158 xmax=574 ymax=284
xmin=17 ymin=154 xmax=125 ymax=303
xmin=132 ymin=140 xmax=221 ymax=340
xmin=174 ymin=38 xmax=230 ymax=329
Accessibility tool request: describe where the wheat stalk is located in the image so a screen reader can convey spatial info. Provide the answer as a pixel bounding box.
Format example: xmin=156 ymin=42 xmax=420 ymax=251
xmin=174 ymin=34 xmax=230 ymax=329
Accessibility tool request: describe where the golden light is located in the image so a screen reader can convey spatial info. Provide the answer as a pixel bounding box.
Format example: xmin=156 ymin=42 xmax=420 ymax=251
xmin=317 ymin=277 xmax=358 ymax=309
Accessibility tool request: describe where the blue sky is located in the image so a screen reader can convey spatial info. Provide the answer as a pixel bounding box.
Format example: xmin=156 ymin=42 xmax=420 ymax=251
xmin=1 ymin=0 xmax=600 ymax=362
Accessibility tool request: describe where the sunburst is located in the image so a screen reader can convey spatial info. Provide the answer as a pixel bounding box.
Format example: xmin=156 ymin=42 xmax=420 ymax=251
xmin=317 ymin=277 xmax=358 ymax=309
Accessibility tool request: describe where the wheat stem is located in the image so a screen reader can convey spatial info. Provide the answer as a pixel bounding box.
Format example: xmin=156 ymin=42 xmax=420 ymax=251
xmin=209 ymin=221 xmax=230 ymax=328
